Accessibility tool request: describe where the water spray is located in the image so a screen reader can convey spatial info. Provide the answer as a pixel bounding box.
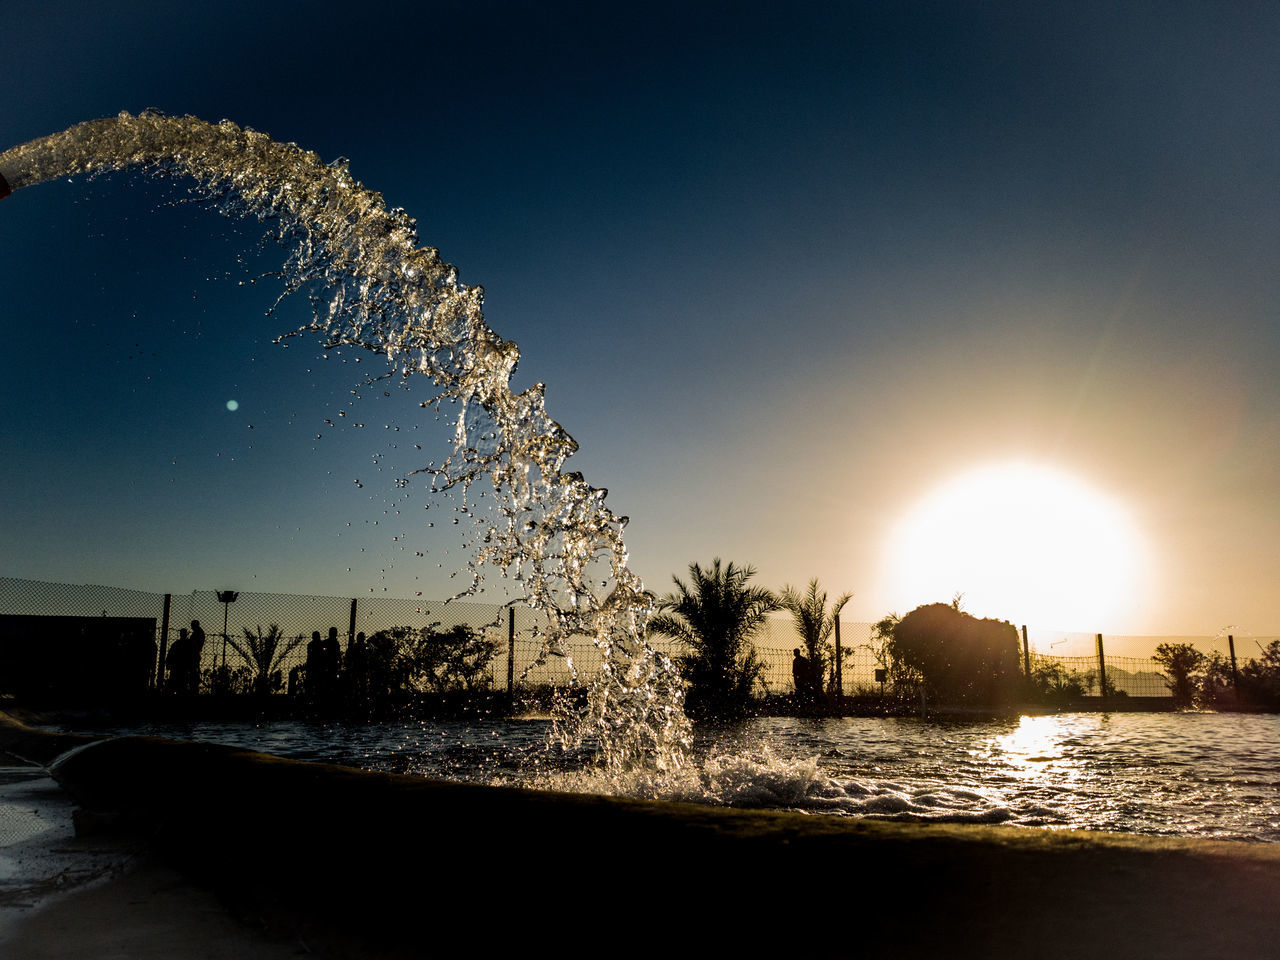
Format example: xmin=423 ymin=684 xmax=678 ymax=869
xmin=1 ymin=111 xmax=691 ymax=772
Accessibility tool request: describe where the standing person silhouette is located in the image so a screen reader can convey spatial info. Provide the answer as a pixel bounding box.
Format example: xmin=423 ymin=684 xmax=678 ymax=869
xmin=167 ymin=627 xmax=190 ymax=693
xmin=792 ymin=648 xmax=812 ymax=705
xmin=306 ymin=631 xmax=324 ymax=696
xmin=189 ymin=620 xmax=207 ymax=694
xmin=344 ymin=631 xmax=369 ymax=700
xmin=323 ymin=627 xmax=342 ymax=694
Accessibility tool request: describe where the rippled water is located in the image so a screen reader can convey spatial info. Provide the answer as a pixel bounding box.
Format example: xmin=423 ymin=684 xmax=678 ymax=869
xmin=72 ymin=711 xmax=1280 ymax=842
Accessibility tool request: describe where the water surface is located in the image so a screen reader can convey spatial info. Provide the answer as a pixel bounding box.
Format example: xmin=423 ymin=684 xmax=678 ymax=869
xmin=70 ymin=711 xmax=1280 ymax=843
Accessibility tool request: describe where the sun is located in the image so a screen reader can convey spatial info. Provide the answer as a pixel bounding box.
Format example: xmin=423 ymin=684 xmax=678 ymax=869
xmin=884 ymin=461 xmax=1147 ymax=632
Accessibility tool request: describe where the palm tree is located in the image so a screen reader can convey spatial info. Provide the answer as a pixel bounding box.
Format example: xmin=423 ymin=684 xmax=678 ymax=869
xmin=228 ymin=623 xmax=305 ymax=697
xmin=648 ymin=559 xmax=779 ymax=719
xmin=780 ymin=579 xmax=851 ymax=695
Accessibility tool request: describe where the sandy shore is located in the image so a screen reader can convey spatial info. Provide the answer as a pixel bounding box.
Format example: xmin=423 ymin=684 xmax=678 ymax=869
xmin=2 ymin=711 xmax=1279 ymax=957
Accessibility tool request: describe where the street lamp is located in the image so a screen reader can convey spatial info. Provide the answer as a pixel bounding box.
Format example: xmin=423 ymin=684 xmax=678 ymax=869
xmin=216 ymin=589 xmax=239 ymax=692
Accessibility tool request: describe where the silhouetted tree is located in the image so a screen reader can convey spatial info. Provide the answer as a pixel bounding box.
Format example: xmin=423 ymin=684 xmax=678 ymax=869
xmin=359 ymin=624 xmax=501 ymax=699
xmin=1200 ymin=642 xmax=1280 ymax=708
xmin=780 ymin=579 xmax=851 ymax=696
xmin=883 ymin=602 xmax=1021 ymax=704
xmin=648 ymin=559 xmax=779 ymax=720
xmin=1237 ymin=639 xmax=1280 ymax=707
xmin=228 ymin=623 xmax=304 ymax=697
xmin=407 ymin=624 xmax=501 ymax=693
xmin=869 ymin=612 xmax=919 ymax=689
xmin=1152 ymin=642 xmax=1206 ymax=706
xmin=363 ymin=626 xmax=418 ymax=701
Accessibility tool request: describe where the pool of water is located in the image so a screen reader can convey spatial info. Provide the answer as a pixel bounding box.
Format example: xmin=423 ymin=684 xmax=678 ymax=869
xmin=63 ymin=711 xmax=1280 ymax=843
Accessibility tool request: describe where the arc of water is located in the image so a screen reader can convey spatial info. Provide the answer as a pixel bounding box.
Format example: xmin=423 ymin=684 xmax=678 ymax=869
xmin=0 ymin=111 xmax=689 ymax=771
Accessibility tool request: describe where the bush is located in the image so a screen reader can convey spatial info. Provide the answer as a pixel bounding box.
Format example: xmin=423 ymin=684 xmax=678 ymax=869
xmin=1237 ymin=640 xmax=1280 ymax=706
xmin=1029 ymin=659 xmax=1092 ymax=704
xmin=1200 ymin=640 xmax=1280 ymax=708
xmin=361 ymin=624 xmax=501 ymax=698
xmin=1152 ymin=642 xmax=1206 ymax=707
xmin=884 ymin=602 xmax=1021 ymax=705
xmin=409 ymin=624 xmax=502 ymax=693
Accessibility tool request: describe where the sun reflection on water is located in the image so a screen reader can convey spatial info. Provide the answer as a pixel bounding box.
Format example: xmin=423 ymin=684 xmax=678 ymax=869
xmin=990 ymin=715 xmax=1079 ymax=782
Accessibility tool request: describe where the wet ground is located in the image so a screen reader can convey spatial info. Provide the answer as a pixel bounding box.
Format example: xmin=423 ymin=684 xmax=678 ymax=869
xmin=0 ymin=758 xmax=141 ymax=942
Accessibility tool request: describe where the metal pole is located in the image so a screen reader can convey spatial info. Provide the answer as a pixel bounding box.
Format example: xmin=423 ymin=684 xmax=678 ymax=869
xmin=1021 ymin=625 xmax=1031 ymax=678
xmin=157 ymin=593 xmax=172 ymax=690
xmin=1228 ymin=635 xmax=1240 ymax=692
xmin=833 ymin=617 xmax=843 ymax=698
xmin=1096 ymin=633 xmax=1108 ymax=703
xmin=507 ymin=607 xmax=516 ymax=693
xmin=348 ymin=598 xmax=358 ymax=647
xmin=214 ymin=591 xmax=239 ymax=695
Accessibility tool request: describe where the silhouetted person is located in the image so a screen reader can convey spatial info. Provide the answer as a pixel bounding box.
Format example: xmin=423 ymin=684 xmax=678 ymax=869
xmin=167 ymin=628 xmax=191 ymax=693
xmin=324 ymin=627 xmax=342 ymax=689
xmin=189 ymin=620 xmax=206 ymax=694
xmin=344 ymin=630 xmax=369 ymax=699
xmin=793 ymin=648 xmax=812 ymax=704
xmin=167 ymin=625 xmax=202 ymax=695
xmin=306 ymin=631 xmax=324 ymax=695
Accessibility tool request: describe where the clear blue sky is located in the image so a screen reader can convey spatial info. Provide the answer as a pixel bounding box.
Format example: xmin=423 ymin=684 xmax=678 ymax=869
xmin=2 ymin=1 xmax=1278 ymax=639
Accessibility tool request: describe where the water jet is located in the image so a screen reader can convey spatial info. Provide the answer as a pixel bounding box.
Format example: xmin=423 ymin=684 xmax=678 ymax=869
xmin=0 ymin=111 xmax=689 ymax=772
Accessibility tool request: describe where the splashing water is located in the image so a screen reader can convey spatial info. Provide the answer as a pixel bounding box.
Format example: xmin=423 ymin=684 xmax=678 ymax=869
xmin=0 ymin=111 xmax=690 ymax=772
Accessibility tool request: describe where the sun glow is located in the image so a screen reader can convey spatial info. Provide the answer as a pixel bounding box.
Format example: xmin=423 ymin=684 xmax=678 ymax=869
xmin=885 ymin=461 xmax=1147 ymax=632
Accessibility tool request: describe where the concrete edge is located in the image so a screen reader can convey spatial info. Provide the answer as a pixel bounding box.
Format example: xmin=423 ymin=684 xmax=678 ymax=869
xmin=0 ymin=711 xmax=98 ymax=767
xmin=4 ymin=711 xmax=1280 ymax=954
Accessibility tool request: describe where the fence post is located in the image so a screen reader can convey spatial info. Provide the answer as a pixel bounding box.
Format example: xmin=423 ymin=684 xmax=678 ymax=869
xmin=1021 ymin=625 xmax=1031 ymax=678
xmin=157 ymin=593 xmax=172 ymax=690
xmin=348 ymin=598 xmax=358 ymax=647
xmin=834 ymin=617 xmax=843 ymax=698
xmin=507 ymin=607 xmax=516 ymax=693
xmin=1096 ymin=633 xmax=1108 ymax=704
xmin=1228 ymin=635 xmax=1239 ymax=692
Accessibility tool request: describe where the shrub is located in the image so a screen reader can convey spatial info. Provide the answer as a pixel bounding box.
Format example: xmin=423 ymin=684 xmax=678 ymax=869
xmin=1029 ymin=659 xmax=1091 ymax=703
xmin=883 ymin=602 xmax=1021 ymax=705
xmin=362 ymin=624 xmax=501 ymax=697
xmin=1152 ymin=642 xmax=1206 ymax=707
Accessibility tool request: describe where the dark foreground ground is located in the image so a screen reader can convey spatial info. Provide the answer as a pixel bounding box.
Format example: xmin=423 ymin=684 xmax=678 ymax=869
xmin=2 ymin=710 xmax=1278 ymax=959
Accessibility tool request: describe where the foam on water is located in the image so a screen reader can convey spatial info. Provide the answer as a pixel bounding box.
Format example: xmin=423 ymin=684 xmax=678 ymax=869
xmin=518 ymin=750 xmax=1018 ymax=825
xmin=0 ymin=112 xmax=690 ymax=772
xmin=63 ymin=713 xmax=1280 ymax=840
xmin=510 ymin=743 xmax=829 ymax=807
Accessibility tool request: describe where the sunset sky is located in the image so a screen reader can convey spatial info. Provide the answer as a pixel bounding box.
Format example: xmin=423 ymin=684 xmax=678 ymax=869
xmin=2 ymin=2 xmax=1278 ymax=643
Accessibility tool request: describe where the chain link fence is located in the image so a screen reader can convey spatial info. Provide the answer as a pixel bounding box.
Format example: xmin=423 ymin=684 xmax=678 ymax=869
xmin=0 ymin=576 xmax=684 ymax=699
xmin=1 ymin=576 xmax=1272 ymax=702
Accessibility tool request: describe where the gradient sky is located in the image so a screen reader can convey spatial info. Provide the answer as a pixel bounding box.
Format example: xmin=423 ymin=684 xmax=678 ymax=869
xmin=2 ymin=1 xmax=1278 ymax=642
